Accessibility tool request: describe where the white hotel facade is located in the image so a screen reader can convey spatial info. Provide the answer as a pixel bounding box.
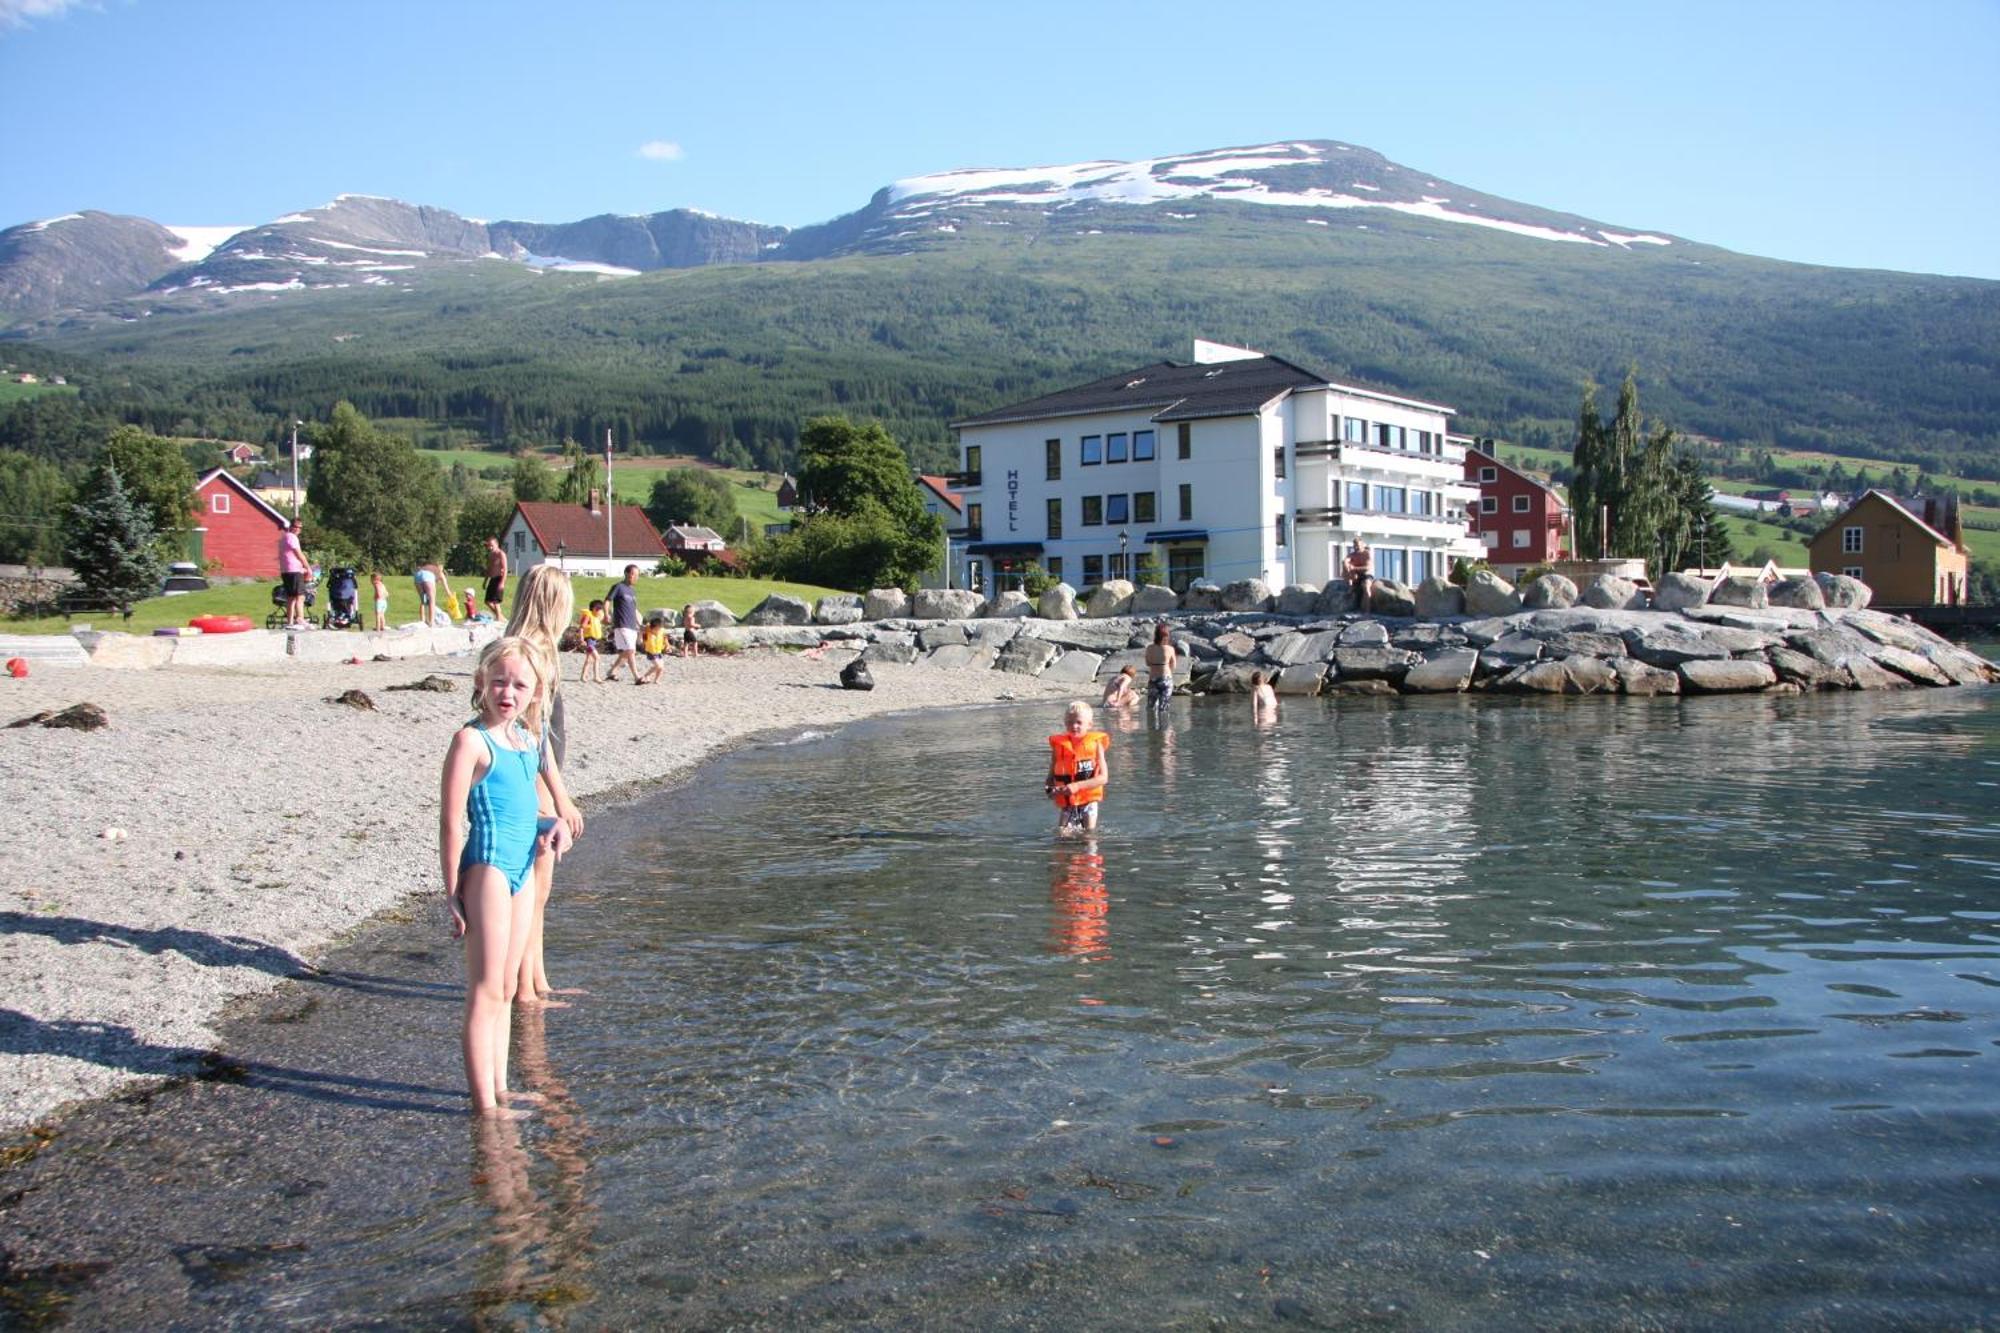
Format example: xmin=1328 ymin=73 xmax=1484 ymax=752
xmin=949 ymin=341 xmax=1482 ymax=595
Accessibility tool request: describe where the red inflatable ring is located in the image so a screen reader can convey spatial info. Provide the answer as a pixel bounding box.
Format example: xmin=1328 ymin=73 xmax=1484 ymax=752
xmin=188 ymin=614 xmax=254 ymax=634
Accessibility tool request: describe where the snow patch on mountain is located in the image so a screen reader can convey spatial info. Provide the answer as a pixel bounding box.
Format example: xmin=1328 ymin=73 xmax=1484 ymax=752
xmin=520 ymin=253 xmax=639 ymax=277
xmin=165 ymin=225 xmax=249 ymax=264
xmin=25 ymin=214 xmax=84 ymax=232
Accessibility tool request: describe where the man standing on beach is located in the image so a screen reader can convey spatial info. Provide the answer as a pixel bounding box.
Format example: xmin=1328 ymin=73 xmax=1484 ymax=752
xmin=483 ymin=537 xmax=508 ymax=620
xmin=603 ymin=564 xmax=642 ymax=683
xmin=278 ymin=518 xmax=310 ymax=629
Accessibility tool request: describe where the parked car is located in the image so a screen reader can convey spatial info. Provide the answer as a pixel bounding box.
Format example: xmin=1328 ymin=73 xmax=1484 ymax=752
xmin=161 ymin=562 xmax=209 ymax=595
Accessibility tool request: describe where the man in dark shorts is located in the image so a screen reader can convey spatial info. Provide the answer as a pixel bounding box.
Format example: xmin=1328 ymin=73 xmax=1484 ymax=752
xmin=1346 ymin=537 xmax=1373 ymax=612
xmin=603 ymin=564 xmax=642 ymax=683
xmin=1143 ymin=621 xmax=1177 ymax=710
xmin=483 ymin=537 xmax=508 ymax=619
xmin=278 ymin=518 xmax=309 ymax=629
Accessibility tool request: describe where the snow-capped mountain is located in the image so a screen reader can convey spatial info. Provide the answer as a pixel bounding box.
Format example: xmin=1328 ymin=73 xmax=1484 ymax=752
xmin=1 ymin=138 xmax=1694 ymax=324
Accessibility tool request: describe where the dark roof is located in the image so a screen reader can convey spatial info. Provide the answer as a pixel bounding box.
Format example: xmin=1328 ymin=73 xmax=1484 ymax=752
xmin=951 ymin=355 xmax=1329 ymax=429
xmin=512 ymin=501 xmax=668 ymax=559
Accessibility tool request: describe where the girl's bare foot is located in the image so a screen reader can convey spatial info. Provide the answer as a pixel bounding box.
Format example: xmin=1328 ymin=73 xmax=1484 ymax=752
xmin=504 ymin=1089 xmax=547 ymax=1105
xmin=476 ymin=1103 xmax=533 ymax=1120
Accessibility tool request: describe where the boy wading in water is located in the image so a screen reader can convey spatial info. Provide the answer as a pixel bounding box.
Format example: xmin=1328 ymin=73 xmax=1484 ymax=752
xmin=1046 ymin=700 xmax=1111 ymax=835
xmin=1144 ymin=622 xmax=1178 ymax=711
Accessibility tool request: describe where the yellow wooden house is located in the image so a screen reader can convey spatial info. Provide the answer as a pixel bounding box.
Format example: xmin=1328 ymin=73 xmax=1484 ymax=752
xmin=1808 ymin=490 xmax=1969 ymax=606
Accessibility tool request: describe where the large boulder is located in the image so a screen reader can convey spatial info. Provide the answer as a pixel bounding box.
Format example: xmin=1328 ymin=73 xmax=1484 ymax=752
xmin=1462 ymin=570 xmax=1522 ymax=617
xmin=1414 ymin=577 xmax=1465 ymax=619
xmin=1314 ymin=581 xmax=1356 ymax=615
xmin=983 ymin=590 xmax=1034 ymax=618
xmin=918 ymin=622 xmax=969 ymax=650
xmin=1562 ymin=655 xmax=1620 ymax=695
xmin=1329 ymin=645 xmax=1417 ymax=682
xmin=1083 ymin=579 xmax=1136 ymax=618
xmin=1201 ymin=662 xmax=1262 ymax=694
xmin=1265 ymin=629 xmax=1344 ymax=666
xmin=1338 ymin=621 xmax=1389 ymax=646
xmin=864 ymin=588 xmax=909 ymax=621
xmin=1040 ymin=649 xmax=1106 ymax=684
xmin=1275 ymin=583 xmax=1321 ymax=616
xmin=1039 ymin=583 xmax=1078 ymax=620
xmin=814 ymin=594 xmax=865 ymax=625
xmin=1130 ymin=583 xmax=1179 ymax=615
xmin=1767 ymin=576 xmax=1825 ymax=610
xmin=1369 ymin=580 xmax=1417 ymax=617
xmin=1273 ymin=663 xmax=1328 ymax=696
xmin=913 ymin=588 xmax=983 ymax=620
xmin=860 ymin=639 xmax=918 ymax=666
xmin=1625 ymin=628 xmax=1730 ymax=668
xmin=1652 ymin=572 xmax=1713 ymax=612
xmin=741 ymin=593 xmax=814 ymax=626
xmin=1814 ymin=572 xmax=1872 ymax=609
xmin=1180 ymin=579 xmax=1223 ymax=612
xmin=687 ymin=600 xmax=737 ymax=629
xmin=1612 ymin=658 xmax=1681 ymax=695
xmin=1219 ymin=578 xmax=1273 ymax=613
xmin=1401 ymin=648 xmax=1477 ymax=693
xmin=1678 ymin=659 xmax=1778 ymax=693
xmin=1579 ymin=574 xmax=1647 ymax=610
xmin=1520 ymin=573 xmax=1578 ymax=610
xmin=1210 ymin=630 xmax=1259 ymax=661
xmin=1709 ymin=575 xmax=1769 ymax=610
xmin=995 ymin=636 xmax=1059 ymax=675
xmin=1769 ymin=646 xmax=1845 ymax=689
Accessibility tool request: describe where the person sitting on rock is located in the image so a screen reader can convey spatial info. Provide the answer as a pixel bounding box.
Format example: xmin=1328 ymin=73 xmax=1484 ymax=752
xmin=1346 ymin=538 xmax=1373 ymax=612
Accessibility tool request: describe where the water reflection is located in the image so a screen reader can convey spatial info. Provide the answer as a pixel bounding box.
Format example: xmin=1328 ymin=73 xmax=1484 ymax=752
xmin=1048 ymin=843 xmax=1110 ymax=964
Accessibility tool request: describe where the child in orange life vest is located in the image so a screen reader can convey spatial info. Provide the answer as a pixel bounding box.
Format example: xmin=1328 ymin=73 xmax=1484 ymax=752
xmin=577 ymin=601 xmax=606 ymax=682
xmin=1046 ymin=700 xmax=1111 ymax=834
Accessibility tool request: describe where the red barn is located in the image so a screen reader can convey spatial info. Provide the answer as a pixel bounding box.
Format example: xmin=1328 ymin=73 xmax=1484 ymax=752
xmin=1463 ymin=442 xmax=1568 ymax=580
xmin=193 ymin=468 xmax=289 ymax=578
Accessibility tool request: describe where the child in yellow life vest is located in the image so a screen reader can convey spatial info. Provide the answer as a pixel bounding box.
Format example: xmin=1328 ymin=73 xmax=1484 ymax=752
xmin=578 ymin=601 xmax=606 ymax=682
xmin=639 ymin=618 xmax=668 ymax=685
xmin=1046 ymin=700 xmax=1110 ymax=834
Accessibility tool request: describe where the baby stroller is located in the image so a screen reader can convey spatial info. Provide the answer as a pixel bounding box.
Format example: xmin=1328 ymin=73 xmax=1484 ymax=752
xmin=265 ymin=575 xmax=315 ymax=629
xmin=321 ymin=567 xmax=361 ymax=630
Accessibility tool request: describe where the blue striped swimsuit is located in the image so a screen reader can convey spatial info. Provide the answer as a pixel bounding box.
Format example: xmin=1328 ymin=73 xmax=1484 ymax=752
xmin=459 ymin=721 xmax=544 ymax=895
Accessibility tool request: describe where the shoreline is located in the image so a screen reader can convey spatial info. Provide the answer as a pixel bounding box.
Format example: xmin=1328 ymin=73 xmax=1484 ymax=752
xmin=0 ymin=646 xmax=1072 ymax=1136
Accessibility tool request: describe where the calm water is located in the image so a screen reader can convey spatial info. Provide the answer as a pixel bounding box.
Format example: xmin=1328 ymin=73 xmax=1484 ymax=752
xmin=8 ymin=687 xmax=2000 ymax=1329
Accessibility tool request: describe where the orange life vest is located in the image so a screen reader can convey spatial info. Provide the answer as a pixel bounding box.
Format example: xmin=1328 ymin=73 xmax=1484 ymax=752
xmin=1048 ymin=731 xmax=1109 ymax=808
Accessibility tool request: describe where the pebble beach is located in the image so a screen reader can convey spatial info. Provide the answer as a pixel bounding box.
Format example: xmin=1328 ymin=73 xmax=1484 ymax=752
xmin=0 ymin=643 xmax=1070 ymax=1135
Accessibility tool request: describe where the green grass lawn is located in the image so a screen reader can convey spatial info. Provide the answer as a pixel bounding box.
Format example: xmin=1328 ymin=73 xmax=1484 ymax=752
xmin=4 ymin=571 xmax=845 ymax=636
xmin=1719 ymin=514 xmax=1811 ymax=567
xmin=0 ymin=379 xmax=79 ymax=406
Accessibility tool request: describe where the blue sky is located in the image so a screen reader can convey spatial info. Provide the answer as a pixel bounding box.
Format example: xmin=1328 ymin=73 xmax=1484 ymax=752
xmin=3 ymin=0 xmax=1997 ymax=279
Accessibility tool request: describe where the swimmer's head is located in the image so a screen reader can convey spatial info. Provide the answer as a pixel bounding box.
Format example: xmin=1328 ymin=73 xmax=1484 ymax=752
xmin=1065 ymin=700 xmax=1093 ymax=732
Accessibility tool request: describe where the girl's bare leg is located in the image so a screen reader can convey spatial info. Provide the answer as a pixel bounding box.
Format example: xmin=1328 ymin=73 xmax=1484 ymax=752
xmin=461 ymin=868 xmax=521 ymax=1115
xmin=515 ymin=846 xmax=556 ymax=1003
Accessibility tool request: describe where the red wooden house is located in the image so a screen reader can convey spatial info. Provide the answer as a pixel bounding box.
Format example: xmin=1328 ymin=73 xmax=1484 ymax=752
xmin=192 ymin=468 xmax=289 ymax=578
xmin=1463 ymin=443 xmax=1568 ymax=579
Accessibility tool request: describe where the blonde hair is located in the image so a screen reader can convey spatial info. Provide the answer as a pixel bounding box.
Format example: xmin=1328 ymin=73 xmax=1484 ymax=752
xmin=1065 ymin=700 xmax=1094 ymax=726
xmin=503 ymin=565 xmax=572 ymax=722
xmin=472 ymin=635 xmax=547 ymax=735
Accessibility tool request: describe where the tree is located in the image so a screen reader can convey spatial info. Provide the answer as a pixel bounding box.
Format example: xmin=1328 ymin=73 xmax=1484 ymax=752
xmin=644 ymin=468 xmax=739 ymax=538
xmin=1569 ymin=380 xmax=1606 ymax=558
xmin=0 ymin=450 xmax=72 ymax=565
xmin=554 ymin=439 xmax=601 ymax=506
xmin=101 ymin=424 xmax=196 ymax=555
xmin=446 ymin=492 xmax=518 ymax=575
xmin=769 ymin=415 xmax=944 ymax=591
xmin=305 ymin=402 xmax=457 ymax=571
xmin=510 ymin=454 xmax=556 ymax=502
xmin=64 ymin=463 xmax=163 ymax=607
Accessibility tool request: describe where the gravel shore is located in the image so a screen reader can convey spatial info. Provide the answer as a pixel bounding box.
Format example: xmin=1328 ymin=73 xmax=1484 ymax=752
xmin=0 ymin=643 xmax=1070 ymax=1134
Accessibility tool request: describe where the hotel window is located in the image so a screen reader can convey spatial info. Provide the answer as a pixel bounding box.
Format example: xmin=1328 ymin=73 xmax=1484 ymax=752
xmin=1082 ymin=495 xmax=1103 ymax=526
xmin=1411 ymin=490 xmax=1433 ymax=515
xmin=1081 ymin=435 xmax=1102 ymax=466
xmin=1045 ymin=439 xmax=1061 ymax=481
xmin=1410 ymin=550 xmax=1432 ymax=584
xmin=1046 ymin=497 xmax=1062 ymax=539
xmin=1418 ymin=431 xmax=1436 ymax=454
xmin=1480 ymin=466 xmax=1497 ymax=483
xmin=1177 ymin=423 xmax=1191 ymax=459
xmin=966 ymin=503 xmax=982 ymax=537
xmin=1481 ymin=496 xmax=1499 ymax=514
xmin=1167 ymin=547 xmax=1204 ymax=591
xmin=1346 ymin=481 xmax=1369 ymax=510
xmin=210 ymin=492 xmax=230 ymax=514
xmin=1133 ymin=429 xmax=1156 ymax=461
xmin=1273 ymin=448 xmax=1286 ymax=479
xmin=1275 ymin=514 xmax=1288 ymax=548
xmin=1343 ymin=417 xmax=1368 ymax=443
xmin=1047 ymin=557 xmax=1063 ymax=582
xmin=964 ymin=445 xmax=981 ymax=479
xmin=1106 ymin=493 xmax=1130 ymax=524
xmin=1106 ymin=432 xmax=1128 ymax=463
xmin=1375 ymin=424 xmax=1406 ymax=450
xmin=1378 ymin=548 xmax=1406 ymax=583
xmin=1377 ymin=486 xmax=1407 ymax=514
xmin=1512 ymin=528 xmax=1531 ymax=548
xmin=1842 ymin=526 xmax=1863 ymax=553
xmin=1513 ymin=495 xmax=1531 ymax=513
xmin=1133 ymin=491 xmax=1156 ymax=523
xmin=1177 ymin=483 xmax=1193 ymax=521
xmin=1082 ymin=554 xmax=1104 ymax=587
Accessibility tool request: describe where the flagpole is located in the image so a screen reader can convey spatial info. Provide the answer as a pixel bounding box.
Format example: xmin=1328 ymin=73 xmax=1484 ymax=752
xmin=605 ymin=427 xmax=614 ymax=567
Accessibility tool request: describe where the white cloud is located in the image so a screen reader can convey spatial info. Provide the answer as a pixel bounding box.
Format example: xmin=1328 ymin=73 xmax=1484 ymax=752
xmin=0 ymin=0 xmax=92 ymax=30
xmin=637 ymin=140 xmax=684 ymax=162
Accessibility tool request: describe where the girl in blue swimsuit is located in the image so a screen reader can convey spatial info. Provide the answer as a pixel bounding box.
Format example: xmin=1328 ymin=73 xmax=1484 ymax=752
xmin=440 ymin=635 xmax=571 ymax=1115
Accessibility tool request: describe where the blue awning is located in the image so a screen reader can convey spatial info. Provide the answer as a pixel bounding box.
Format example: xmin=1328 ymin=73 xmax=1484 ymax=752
xmin=1143 ymin=529 xmax=1209 ymax=544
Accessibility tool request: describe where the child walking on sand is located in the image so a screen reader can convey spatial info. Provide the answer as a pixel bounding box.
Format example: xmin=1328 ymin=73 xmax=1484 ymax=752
xmin=640 ymin=618 xmax=668 ymax=684
xmin=503 ymin=566 xmax=585 ymax=1007
xmin=440 ymin=636 xmax=572 ymax=1115
xmin=1046 ymin=700 xmax=1111 ymax=835
xmin=578 ymin=600 xmax=605 ymax=682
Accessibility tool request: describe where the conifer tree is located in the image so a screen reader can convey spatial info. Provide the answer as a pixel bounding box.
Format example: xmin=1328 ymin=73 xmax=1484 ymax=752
xmin=64 ymin=462 xmax=164 ymax=608
xmin=1569 ymin=381 xmax=1605 ymax=558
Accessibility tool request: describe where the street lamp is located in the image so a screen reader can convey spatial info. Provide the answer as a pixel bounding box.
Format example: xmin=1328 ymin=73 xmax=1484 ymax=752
xmin=1118 ymin=529 xmax=1129 ymax=580
xmin=555 ymin=541 xmax=567 ymax=573
xmin=289 ymin=419 xmax=304 ymax=516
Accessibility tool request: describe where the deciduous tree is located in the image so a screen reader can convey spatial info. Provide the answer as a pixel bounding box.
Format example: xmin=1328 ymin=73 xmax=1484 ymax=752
xmin=644 ymin=468 xmax=739 ymax=539
xmin=768 ymin=416 xmax=942 ymax=590
xmin=305 ymin=402 xmax=456 ymax=570
xmin=101 ymin=424 xmax=196 ymax=554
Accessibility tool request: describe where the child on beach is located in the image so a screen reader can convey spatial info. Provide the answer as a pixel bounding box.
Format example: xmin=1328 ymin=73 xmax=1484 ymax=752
xmin=1101 ymin=665 xmax=1138 ymax=708
xmin=1046 ymin=700 xmax=1111 ymax=835
xmin=578 ymin=600 xmax=605 ymax=682
xmin=503 ymin=566 xmax=584 ymax=1007
xmin=370 ymin=571 xmax=388 ymax=632
xmin=1250 ymin=670 xmax=1279 ymax=724
xmin=679 ymin=602 xmax=700 ymax=658
xmin=439 ymin=635 xmax=572 ymax=1115
xmin=640 ymin=618 xmax=668 ymax=684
